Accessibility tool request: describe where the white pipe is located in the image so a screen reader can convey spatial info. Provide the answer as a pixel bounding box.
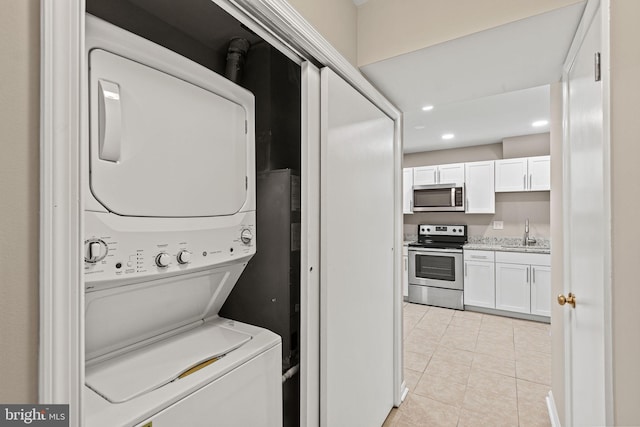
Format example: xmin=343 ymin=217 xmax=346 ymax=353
xmin=282 ymin=364 xmax=299 ymax=383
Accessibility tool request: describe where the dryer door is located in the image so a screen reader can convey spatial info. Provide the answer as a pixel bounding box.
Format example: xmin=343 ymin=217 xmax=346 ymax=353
xmin=89 ymin=49 xmax=250 ymax=217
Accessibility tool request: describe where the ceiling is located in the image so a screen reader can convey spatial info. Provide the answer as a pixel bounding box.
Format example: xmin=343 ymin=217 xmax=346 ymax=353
xmin=360 ymin=2 xmax=586 ymax=153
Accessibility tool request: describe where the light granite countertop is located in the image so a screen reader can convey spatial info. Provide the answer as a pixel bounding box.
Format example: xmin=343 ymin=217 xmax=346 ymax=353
xmin=464 ymin=236 xmax=551 ymax=254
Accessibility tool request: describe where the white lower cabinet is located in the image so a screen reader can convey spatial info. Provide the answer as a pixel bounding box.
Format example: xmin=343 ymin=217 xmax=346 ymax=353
xmin=464 ymin=249 xmax=551 ymax=317
xmin=495 ymin=251 xmax=551 ymax=316
xmin=530 ymin=265 xmax=551 ymax=316
xmin=495 ymin=262 xmax=531 ymax=313
xmin=463 ymin=250 xmax=495 ymax=308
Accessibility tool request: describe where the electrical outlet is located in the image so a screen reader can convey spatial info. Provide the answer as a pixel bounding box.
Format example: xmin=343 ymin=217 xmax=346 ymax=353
xmin=493 ymin=221 xmax=504 ymax=230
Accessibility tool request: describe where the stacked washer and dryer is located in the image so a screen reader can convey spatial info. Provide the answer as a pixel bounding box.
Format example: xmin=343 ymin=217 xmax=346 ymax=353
xmin=82 ymin=15 xmax=282 ymax=426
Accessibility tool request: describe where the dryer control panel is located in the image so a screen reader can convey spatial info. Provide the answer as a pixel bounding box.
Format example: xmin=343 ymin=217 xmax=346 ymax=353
xmin=84 ymin=210 xmax=256 ymax=290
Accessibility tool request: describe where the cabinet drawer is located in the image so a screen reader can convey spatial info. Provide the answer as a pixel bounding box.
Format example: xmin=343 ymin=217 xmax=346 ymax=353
xmin=464 ymin=250 xmax=495 ymax=262
xmin=495 ymin=251 xmax=550 ymax=266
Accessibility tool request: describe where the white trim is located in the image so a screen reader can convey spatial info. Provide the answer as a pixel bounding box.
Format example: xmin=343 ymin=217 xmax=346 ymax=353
xmin=39 ymin=0 xmax=84 ymax=425
xmin=546 ymin=390 xmax=562 ymax=427
xmin=393 ymin=113 xmax=405 ymax=406
xmin=300 ymin=61 xmax=321 ymax=427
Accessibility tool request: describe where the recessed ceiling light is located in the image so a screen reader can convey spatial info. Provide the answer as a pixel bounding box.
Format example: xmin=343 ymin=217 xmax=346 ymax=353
xmin=421 ymin=105 xmax=434 ymax=111
xmin=414 ymin=125 xmax=425 ymax=130
xmin=442 ymin=133 xmax=455 ymax=140
xmin=532 ymin=120 xmax=549 ymax=127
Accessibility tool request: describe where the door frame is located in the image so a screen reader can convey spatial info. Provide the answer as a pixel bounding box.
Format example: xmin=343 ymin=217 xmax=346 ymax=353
xmin=560 ymin=0 xmax=614 ymax=425
xmin=40 ymin=1 xmax=403 ymax=426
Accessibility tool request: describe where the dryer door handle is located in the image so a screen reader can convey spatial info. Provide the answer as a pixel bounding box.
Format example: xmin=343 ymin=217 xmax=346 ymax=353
xmin=98 ymin=79 xmax=122 ymax=162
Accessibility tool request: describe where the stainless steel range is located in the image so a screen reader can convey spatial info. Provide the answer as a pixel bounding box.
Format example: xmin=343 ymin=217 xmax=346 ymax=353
xmin=408 ymin=224 xmax=467 ymax=310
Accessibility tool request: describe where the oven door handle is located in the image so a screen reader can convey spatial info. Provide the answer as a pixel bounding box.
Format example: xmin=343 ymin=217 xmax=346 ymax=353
xmin=409 ymin=248 xmax=463 ymax=254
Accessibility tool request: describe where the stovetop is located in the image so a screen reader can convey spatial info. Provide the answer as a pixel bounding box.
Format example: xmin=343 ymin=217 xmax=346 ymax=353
xmin=408 ymin=240 xmax=465 ymax=249
xmin=409 ymin=224 xmax=468 ymax=249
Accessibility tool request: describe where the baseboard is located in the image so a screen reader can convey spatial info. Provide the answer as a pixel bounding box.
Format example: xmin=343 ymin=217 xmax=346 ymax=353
xmin=546 ymin=390 xmax=561 ymax=427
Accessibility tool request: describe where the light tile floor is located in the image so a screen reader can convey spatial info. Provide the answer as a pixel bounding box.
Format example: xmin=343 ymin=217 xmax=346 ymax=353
xmin=384 ymin=303 xmax=551 ymax=427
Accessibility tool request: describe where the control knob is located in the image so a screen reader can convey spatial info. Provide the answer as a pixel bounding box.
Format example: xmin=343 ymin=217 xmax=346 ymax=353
xmin=155 ymin=252 xmax=171 ymax=268
xmin=84 ymin=239 xmax=108 ymax=263
xmin=240 ymin=228 xmax=253 ymax=245
xmin=177 ymin=250 xmax=192 ymax=265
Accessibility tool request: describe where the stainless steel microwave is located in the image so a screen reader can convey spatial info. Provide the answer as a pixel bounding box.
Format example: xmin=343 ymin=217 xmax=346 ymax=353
xmin=412 ymin=184 xmax=465 ymax=212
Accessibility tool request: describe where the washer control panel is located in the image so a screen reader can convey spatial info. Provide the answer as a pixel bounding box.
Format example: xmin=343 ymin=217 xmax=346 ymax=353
xmin=84 ymin=211 xmax=256 ymax=289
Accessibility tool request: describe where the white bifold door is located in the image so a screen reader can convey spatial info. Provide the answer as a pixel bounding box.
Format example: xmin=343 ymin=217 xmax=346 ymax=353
xmin=320 ymin=68 xmax=395 ymax=427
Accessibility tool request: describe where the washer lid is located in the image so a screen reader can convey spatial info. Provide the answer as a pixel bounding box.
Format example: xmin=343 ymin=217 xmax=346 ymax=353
xmin=86 ymin=322 xmax=251 ymax=403
xmin=89 ymin=48 xmax=251 ymax=217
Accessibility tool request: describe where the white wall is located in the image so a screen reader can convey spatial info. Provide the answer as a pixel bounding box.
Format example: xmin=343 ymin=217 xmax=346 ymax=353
xmin=356 ymin=0 xmax=585 ymax=66
xmin=0 ymin=0 xmax=40 ymax=403
xmin=610 ymin=1 xmax=640 ymax=423
xmin=286 ymin=0 xmax=358 ymax=65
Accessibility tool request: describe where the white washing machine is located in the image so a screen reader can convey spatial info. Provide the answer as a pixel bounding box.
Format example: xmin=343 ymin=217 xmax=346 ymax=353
xmin=83 ymin=15 xmax=282 ymax=427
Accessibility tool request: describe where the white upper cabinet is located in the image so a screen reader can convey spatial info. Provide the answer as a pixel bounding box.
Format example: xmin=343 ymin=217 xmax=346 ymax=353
xmin=465 ymin=161 xmax=495 ymax=214
xmin=403 ymin=168 xmax=413 ymax=214
xmin=527 ymin=156 xmax=551 ymax=191
xmin=495 ymin=155 xmax=550 ymax=192
xmin=413 ymin=163 xmax=464 ymax=186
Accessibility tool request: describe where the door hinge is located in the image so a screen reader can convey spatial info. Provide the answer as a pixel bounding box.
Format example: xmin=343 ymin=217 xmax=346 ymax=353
xmin=246 ymin=176 xmax=248 ymax=189
xmin=595 ymin=52 xmax=601 ymax=82
xmin=245 ymin=120 xmax=248 ymax=134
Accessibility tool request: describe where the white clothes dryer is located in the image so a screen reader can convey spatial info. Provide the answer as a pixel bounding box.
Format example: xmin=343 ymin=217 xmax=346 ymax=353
xmin=82 ymin=15 xmax=281 ymax=427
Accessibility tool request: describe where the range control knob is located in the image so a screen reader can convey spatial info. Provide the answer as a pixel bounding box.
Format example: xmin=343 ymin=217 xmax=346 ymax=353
xmin=177 ymin=250 xmax=192 ymax=265
xmin=84 ymin=239 xmax=108 ymax=263
xmin=155 ymin=252 xmax=171 ymax=268
xmin=240 ymin=229 xmax=253 ymax=245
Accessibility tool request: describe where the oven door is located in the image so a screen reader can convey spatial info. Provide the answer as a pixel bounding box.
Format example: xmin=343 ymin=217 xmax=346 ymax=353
xmin=408 ymin=248 xmax=463 ymax=290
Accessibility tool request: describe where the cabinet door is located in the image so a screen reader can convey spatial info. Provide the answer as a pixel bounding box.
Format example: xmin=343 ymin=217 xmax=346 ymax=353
xmin=530 ymin=265 xmax=551 ymax=316
xmin=438 ymin=163 xmax=465 ymax=186
xmin=413 ymin=166 xmax=437 ymax=186
xmin=464 ymin=260 xmax=495 ymax=308
xmin=495 ymin=262 xmax=530 ymax=313
xmin=494 ymin=158 xmax=527 ymax=192
xmin=465 ymin=161 xmax=495 ymax=214
xmin=528 ymin=156 xmax=551 ymax=191
xmin=402 ymin=168 xmax=413 ymax=214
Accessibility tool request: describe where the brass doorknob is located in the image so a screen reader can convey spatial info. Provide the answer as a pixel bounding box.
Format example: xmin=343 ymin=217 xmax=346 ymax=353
xmin=557 ymin=292 xmax=576 ymax=308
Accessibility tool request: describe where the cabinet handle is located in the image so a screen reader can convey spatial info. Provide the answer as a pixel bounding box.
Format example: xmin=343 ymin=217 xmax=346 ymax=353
xmin=529 ymin=174 xmax=532 ymax=189
xmin=438 ymin=170 xmax=441 ymax=183
xmin=526 ymin=267 xmax=530 ymax=283
xmin=532 ymin=267 xmax=536 ymax=283
xmin=523 ymin=174 xmax=527 ymax=190
xmin=470 ymin=255 xmax=487 ymax=259
xmin=434 ymin=170 xmax=437 ymax=183
xmin=465 ymin=262 xmax=468 ymax=277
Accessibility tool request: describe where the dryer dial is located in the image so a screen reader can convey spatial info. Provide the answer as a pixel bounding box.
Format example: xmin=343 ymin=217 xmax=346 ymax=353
xmin=155 ymin=252 xmax=171 ymax=268
xmin=240 ymin=229 xmax=253 ymax=244
xmin=85 ymin=239 xmax=108 ymax=263
xmin=177 ymin=250 xmax=192 ymax=264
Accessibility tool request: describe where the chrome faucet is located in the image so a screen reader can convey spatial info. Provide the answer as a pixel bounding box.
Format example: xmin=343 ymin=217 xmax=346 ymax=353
xmin=524 ymin=219 xmax=537 ymax=246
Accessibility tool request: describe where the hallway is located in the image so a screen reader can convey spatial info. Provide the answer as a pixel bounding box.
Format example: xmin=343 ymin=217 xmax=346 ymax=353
xmin=385 ymin=303 xmax=551 ymax=426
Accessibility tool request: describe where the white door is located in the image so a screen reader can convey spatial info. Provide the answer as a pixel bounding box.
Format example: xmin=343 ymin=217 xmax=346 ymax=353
xmin=320 ymin=68 xmax=395 ymax=427
xmin=563 ymin=4 xmax=609 ymax=426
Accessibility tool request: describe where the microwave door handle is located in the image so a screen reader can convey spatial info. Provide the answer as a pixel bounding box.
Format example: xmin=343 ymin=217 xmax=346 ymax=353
xmin=451 ymin=187 xmax=455 ymax=206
